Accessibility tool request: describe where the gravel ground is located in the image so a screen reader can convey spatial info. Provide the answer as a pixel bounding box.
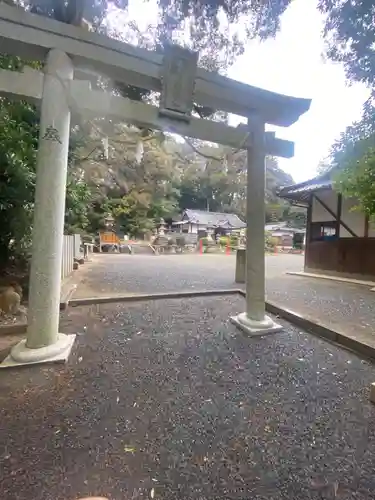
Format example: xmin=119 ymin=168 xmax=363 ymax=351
xmin=1 ymin=295 xmax=375 ymax=500
xmin=74 ymin=254 xmax=303 ymax=297
xmin=266 ymin=275 xmax=375 ymax=340
xmin=75 ymin=254 xmax=375 ymax=339
xmin=74 ymin=254 xmax=240 ymax=297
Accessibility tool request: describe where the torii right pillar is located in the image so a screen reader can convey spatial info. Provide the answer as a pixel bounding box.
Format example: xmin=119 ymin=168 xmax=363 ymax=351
xmin=231 ymin=115 xmax=282 ymax=335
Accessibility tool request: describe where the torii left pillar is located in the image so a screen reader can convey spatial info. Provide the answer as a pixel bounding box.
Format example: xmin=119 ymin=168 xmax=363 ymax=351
xmin=2 ymin=49 xmax=76 ymax=366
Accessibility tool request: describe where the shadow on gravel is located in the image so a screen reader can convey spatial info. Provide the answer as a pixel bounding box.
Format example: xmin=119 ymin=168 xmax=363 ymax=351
xmin=1 ymin=295 xmax=375 ymax=500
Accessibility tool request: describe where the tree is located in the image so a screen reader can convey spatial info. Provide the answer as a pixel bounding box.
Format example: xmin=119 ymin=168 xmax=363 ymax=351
xmin=0 ymin=90 xmax=93 ymax=266
xmin=177 ymin=144 xmax=294 ymax=221
xmin=313 ymin=0 xmax=375 ymax=216
xmin=0 ymin=95 xmax=37 ymax=267
xmin=1 ymin=0 xmax=312 ymax=261
xmin=318 ymin=0 xmax=375 ymax=86
xmin=0 ymin=53 xmax=94 ymax=267
xmin=320 ymin=95 xmax=375 ymax=219
xmin=22 ymin=0 xmax=128 ymax=28
xmin=335 ymin=148 xmax=375 ymax=219
xmin=23 ymin=0 xmax=375 ymax=88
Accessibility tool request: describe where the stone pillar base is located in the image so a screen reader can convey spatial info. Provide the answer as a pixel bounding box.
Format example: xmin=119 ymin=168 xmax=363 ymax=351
xmin=231 ymin=312 xmax=282 ymax=336
xmin=0 ymin=333 xmax=76 ymax=368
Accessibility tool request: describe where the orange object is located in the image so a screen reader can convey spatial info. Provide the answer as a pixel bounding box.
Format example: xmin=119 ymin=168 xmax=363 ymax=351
xmin=99 ymin=231 xmax=120 ymax=246
xmin=226 ymin=239 xmax=231 ymax=255
xmin=199 ymin=238 xmax=203 ymax=254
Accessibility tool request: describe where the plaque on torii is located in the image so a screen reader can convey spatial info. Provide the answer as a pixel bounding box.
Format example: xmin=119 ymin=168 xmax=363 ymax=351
xmin=159 ymin=45 xmax=198 ymax=123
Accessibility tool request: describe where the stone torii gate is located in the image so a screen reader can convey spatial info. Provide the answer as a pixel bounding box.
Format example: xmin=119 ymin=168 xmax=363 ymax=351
xmin=0 ymin=3 xmax=311 ymax=367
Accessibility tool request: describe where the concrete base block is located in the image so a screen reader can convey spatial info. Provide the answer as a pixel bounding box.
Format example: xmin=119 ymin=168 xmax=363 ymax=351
xmin=0 ymin=333 xmax=76 ymax=368
xmin=231 ymin=312 xmax=282 ymax=336
xmin=370 ymin=383 xmax=375 ymax=404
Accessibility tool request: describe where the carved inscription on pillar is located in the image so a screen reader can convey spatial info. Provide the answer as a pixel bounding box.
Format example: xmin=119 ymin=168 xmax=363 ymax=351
xmin=42 ymin=125 xmax=62 ymax=144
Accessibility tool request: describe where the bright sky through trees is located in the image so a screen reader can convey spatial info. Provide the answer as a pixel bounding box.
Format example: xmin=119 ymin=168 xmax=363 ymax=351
xmin=110 ymin=0 xmax=370 ymax=183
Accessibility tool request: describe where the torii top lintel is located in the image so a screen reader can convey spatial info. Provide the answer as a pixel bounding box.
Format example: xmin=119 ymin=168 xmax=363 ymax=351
xmin=0 ymin=3 xmax=311 ymax=127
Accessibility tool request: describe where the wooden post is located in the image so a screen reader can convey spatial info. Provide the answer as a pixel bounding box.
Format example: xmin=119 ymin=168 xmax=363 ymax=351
xmin=365 ymin=215 xmax=369 ymax=238
xmin=336 ymin=193 xmax=342 ymax=237
xmin=304 ymin=194 xmax=313 ymax=270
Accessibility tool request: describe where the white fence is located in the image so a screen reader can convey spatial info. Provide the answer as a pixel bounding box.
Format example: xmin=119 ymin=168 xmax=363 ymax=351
xmin=61 ymin=234 xmax=81 ymax=280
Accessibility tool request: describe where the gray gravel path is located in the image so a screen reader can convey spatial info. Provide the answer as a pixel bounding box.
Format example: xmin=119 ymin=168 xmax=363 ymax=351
xmin=75 ymin=254 xmax=240 ymax=296
xmin=266 ymin=275 xmax=375 ymax=340
xmin=75 ymin=254 xmax=375 ymax=339
xmin=1 ymin=296 xmax=375 ymax=499
xmin=74 ymin=253 xmax=303 ymax=296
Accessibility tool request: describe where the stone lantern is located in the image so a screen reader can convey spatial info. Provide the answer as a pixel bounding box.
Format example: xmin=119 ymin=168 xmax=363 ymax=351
xmin=104 ymin=214 xmax=115 ymax=230
xmin=158 ymin=218 xmax=167 ymax=235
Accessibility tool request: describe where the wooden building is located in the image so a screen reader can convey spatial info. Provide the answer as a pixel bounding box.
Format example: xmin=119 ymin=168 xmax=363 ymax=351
xmin=173 ymin=209 xmax=246 ymax=238
xmin=265 ymin=223 xmax=305 ymax=247
xmin=278 ymin=171 xmax=375 ymax=279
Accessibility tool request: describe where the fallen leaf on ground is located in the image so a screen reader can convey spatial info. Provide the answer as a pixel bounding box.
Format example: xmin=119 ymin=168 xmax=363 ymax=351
xmin=124 ymin=446 xmax=136 ymax=453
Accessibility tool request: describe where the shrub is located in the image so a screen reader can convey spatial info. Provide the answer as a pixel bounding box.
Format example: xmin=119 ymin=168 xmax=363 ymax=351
xmin=219 ymin=236 xmax=229 ymax=248
xmin=229 ymin=235 xmax=239 ymax=248
xmin=265 ymin=232 xmax=278 ymax=251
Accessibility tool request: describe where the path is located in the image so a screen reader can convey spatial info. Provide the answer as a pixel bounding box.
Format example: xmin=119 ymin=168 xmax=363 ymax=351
xmin=74 ymin=253 xmax=303 ymax=297
xmin=1 ymin=295 xmax=375 ymax=499
xmin=74 ymin=253 xmax=375 ymax=341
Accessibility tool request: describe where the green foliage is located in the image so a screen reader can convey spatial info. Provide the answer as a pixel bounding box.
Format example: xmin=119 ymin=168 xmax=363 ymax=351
xmin=229 ymin=234 xmax=238 ymax=247
xmin=0 ymin=97 xmax=38 ymax=266
xmin=315 ymin=0 xmax=375 ymax=216
xmin=335 ymin=149 xmax=375 ymax=218
xmin=112 ymin=193 xmax=155 ymax=236
xmin=111 ymin=187 xmax=178 ymax=237
xmin=321 ymin=98 xmax=375 ymax=219
xmin=24 ymin=0 xmax=129 ymax=28
xmin=321 ymin=99 xmax=375 ymax=174
xmin=199 ymin=237 xmax=209 ymax=247
xmin=265 ymin=232 xmax=277 ymax=251
xmin=64 ymin=178 xmax=92 ymax=234
xmin=218 ymin=234 xmax=238 ymax=248
xmin=318 ymin=0 xmax=375 ymax=85
xmin=177 ymin=146 xmax=293 ymax=221
xmin=12 ymin=0 xmax=375 ymax=88
xmin=156 ymin=0 xmax=290 ymax=42
xmin=0 ymin=53 xmax=93 ymax=266
xmin=26 ymin=0 xmax=375 ymax=88
xmin=219 ymin=236 xmax=229 ymax=247
xmin=1 ymin=0 xmax=317 ymax=268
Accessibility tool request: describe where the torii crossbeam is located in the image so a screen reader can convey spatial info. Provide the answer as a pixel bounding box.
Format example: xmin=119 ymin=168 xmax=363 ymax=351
xmin=0 ymin=3 xmax=311 ymax=367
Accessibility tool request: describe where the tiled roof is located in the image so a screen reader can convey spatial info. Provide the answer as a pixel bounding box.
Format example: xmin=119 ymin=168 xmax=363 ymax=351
xmin=183 ymin=209 xmax=246 ymax=228
xmin=277 ymin=171 xmax=333 ymax=203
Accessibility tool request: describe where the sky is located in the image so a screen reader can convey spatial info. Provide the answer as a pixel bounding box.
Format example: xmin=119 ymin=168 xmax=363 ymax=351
xmin=116 ymin=0 xmax=370 ymax=183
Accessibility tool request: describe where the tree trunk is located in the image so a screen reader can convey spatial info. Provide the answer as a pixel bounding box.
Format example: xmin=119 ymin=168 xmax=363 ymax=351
xmin=0 ymin=239 xmax=11 ymax=270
